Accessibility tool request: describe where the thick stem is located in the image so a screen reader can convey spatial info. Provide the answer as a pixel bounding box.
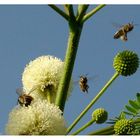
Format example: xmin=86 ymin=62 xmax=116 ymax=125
xmin=67 ymin=72 xmax=120 ymax=134
xmin=55 ymin=19 xmax=83 ymax=112
xmin=72 ymin=119 xmax=95 ymax=135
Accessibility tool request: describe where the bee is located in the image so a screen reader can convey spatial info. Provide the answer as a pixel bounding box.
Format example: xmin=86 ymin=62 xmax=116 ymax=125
xmin=79 ymin=75 xmax=89 ymax=93
xmin=16 ymin=87 xmax=36 ymax=107
xmin=74 ymin=74 xmax=98 ymax=94
xmin=113 ymin=22 xmax=134 ymax=41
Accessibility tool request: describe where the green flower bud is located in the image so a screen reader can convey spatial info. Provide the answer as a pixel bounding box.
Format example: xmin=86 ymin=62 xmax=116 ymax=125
xmin=114 ymin=119 xmax=135 ymax=135
xmin=92 ymin=108 xmax=108 ymax=124
xmin=113 ymin=50 xmax=139 ymax=76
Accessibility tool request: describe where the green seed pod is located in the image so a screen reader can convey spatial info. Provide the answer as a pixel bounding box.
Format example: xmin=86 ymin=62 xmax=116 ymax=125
xmin=92 ymin=108 xmax=108 ymax=124
xmin=113 ymin=50 xmax=139 ymax=76
xmin=114 ymin=119 xmax=135 ymax=135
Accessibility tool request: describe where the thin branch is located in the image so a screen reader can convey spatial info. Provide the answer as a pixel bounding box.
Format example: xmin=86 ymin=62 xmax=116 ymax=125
xmin=48 ymin=5 xmax=69 ymax=21
xmin=64 ymin=5 xmax=69 ymax=15
xmin=88 ymin=125 xmax=114 ymax=135
xmin=82 ymin=4 xmax=106 ymax=23
xmin=76 ymin=5 xmax=89 ymax=22
xmin=67 ymin=5 xmax=75 ymax=19
xmin=72 ymin=119 xmax=95 ymax=135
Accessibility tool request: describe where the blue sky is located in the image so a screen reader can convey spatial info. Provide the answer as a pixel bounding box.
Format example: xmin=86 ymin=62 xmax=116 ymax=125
xmin=0 ymin=5 xmax=140 ymax=135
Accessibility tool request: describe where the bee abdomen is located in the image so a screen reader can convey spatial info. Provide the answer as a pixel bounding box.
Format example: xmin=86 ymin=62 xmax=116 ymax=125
xmin=114 ymin=32 xmax=120 ymax=39
xmin=114 ymin=29 xmax=124 ymax=39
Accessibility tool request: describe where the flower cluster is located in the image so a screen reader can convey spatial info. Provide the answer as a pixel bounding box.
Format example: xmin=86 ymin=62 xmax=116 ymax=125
xmin=113 ymin=50 xmax=139 ymax=76
xmin=5 ymin=100 xmax=66 ymax=135
xmin=6 ymin=55 xmax=71 ymax=135
xmin=114 ymin=119 xmax=135 ymax=135
xmin=22 ymin=55 xmax=69 ymax=103
xmin=22 ymin=55 xmax=72 ymax=103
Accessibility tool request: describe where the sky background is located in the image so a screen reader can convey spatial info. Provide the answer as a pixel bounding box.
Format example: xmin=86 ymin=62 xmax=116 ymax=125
xmin=0 ymin=5 xmax=140 ymax=135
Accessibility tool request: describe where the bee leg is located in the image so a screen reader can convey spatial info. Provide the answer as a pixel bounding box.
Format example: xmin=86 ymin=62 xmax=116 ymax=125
xmin=85 ymin=85 xmax=89 ymax=93
xmin=120 ymin=34 xmax=127 ymax=42
xmin=82 ymin=89 xmax=86 ymax=92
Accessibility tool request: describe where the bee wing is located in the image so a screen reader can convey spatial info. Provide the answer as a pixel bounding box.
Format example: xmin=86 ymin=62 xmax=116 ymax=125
xmin=28 ymin=87 xmax=37 ymax=94
xmin=16 ymin=88 xmax=25 ymax=95
xmin=73 ymin=75 xmax=98 ymax=85
xmin=134 ymin=23 xmax=139 ymax=26
xmin=28 ymin=84 xmax=41 ymax=95
xmin=112 ymin=22 xmax=123 ymax=28
xmin=87 ymin=75 xmax=98 ymax=81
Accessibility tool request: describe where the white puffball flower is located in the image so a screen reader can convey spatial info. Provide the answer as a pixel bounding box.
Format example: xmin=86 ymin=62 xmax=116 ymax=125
xmin=22 ymin=55 xmax=72 ymax=103
xmin=5 ymin=100 xmax=67 ymax=135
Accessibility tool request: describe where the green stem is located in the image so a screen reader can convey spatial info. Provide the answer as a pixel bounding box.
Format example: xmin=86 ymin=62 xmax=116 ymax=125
xmin=82 ymin=4 xmax=106 ymax=23
xmin=72 ymin=119 xmax=95 ymax=135
xmin=55 ymin=18 xmax=83 ymax=112
xmin=76 ymin=5 xmax=89 ymax=22
xmin=134 ymin=118 xmax=140 ymax=123
xmin=64 ymin=5 xmax=70 ymax=15
xmin=66 ymin=72 xmax=120 ymax=134
xmin=67 ymin=5 xmax=75 ymax=18
xmin=101 ymin=129 xmax=115 ymax=135
xmin=88 ymin=125 xmax=114 ymax=135
xmin=47 ymin=91 xmax=51 ymax=103
xmin=48 ymin=5 xmax=69 ymax=21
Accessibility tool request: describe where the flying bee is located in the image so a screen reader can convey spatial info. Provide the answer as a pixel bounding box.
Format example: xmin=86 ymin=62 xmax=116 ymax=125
xmin=75 ymin=74 xmax=98 ymax=94
xmin=79 ymin=75 xmax=89 ymax=93
xmin=16 ymin=87 xmax=36 ymax=107
xmin=113 ymin=22 xmax=134 ymax=41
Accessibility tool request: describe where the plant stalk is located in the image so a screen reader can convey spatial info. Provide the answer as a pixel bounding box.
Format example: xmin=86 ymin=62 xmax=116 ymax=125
xmin=82 ymin=4 xmax=106 ymax=23
xmin=76 ymin=5 xmax=89 ymax=22
xmin=55 ymin=18 xmax=84 ymax=112
xmin=48 ymin=5 xmax=69 ymax=21
xmin=88 ymin=125 xmax=114 ymax=135
xmin=72 ymin=119 xmax=95 ymax=135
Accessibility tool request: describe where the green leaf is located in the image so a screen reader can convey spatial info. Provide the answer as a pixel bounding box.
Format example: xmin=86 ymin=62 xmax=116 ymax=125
xmin=106 ymin=118 xmax=117 ymax=124
xmin=123 ymin=111 xmax=135 ymax=116
xmin=106 ymin=121 xmax=116 ymax=124
xmin=129 ymin=100 xmax=140 ymax=109
xmin=125 ymin=105 xmax=138 ymax=114
xmin=119 ymin=112 xmax=126 ymax=119
xmin=136 ymin=114 xmax=140 ymax=118
xmin=136 ymin=93 xmax=140 ymax=104
xmin=109 ymin=118 xmax=117 ymax=121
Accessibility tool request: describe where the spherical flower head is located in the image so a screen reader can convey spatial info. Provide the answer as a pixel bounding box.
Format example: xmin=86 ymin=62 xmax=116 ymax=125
xmin=113 ymin=50 xmax=139 ymax=76
xmin=92 ymin=108 xmax=108 ymax=124
xmin=114 ymin=119 xmax=135 ymax=135
xmin=5 ymin=100 xmax=67 ymax=135
xmin=22 ymin=55 xmax=73 ymax=103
